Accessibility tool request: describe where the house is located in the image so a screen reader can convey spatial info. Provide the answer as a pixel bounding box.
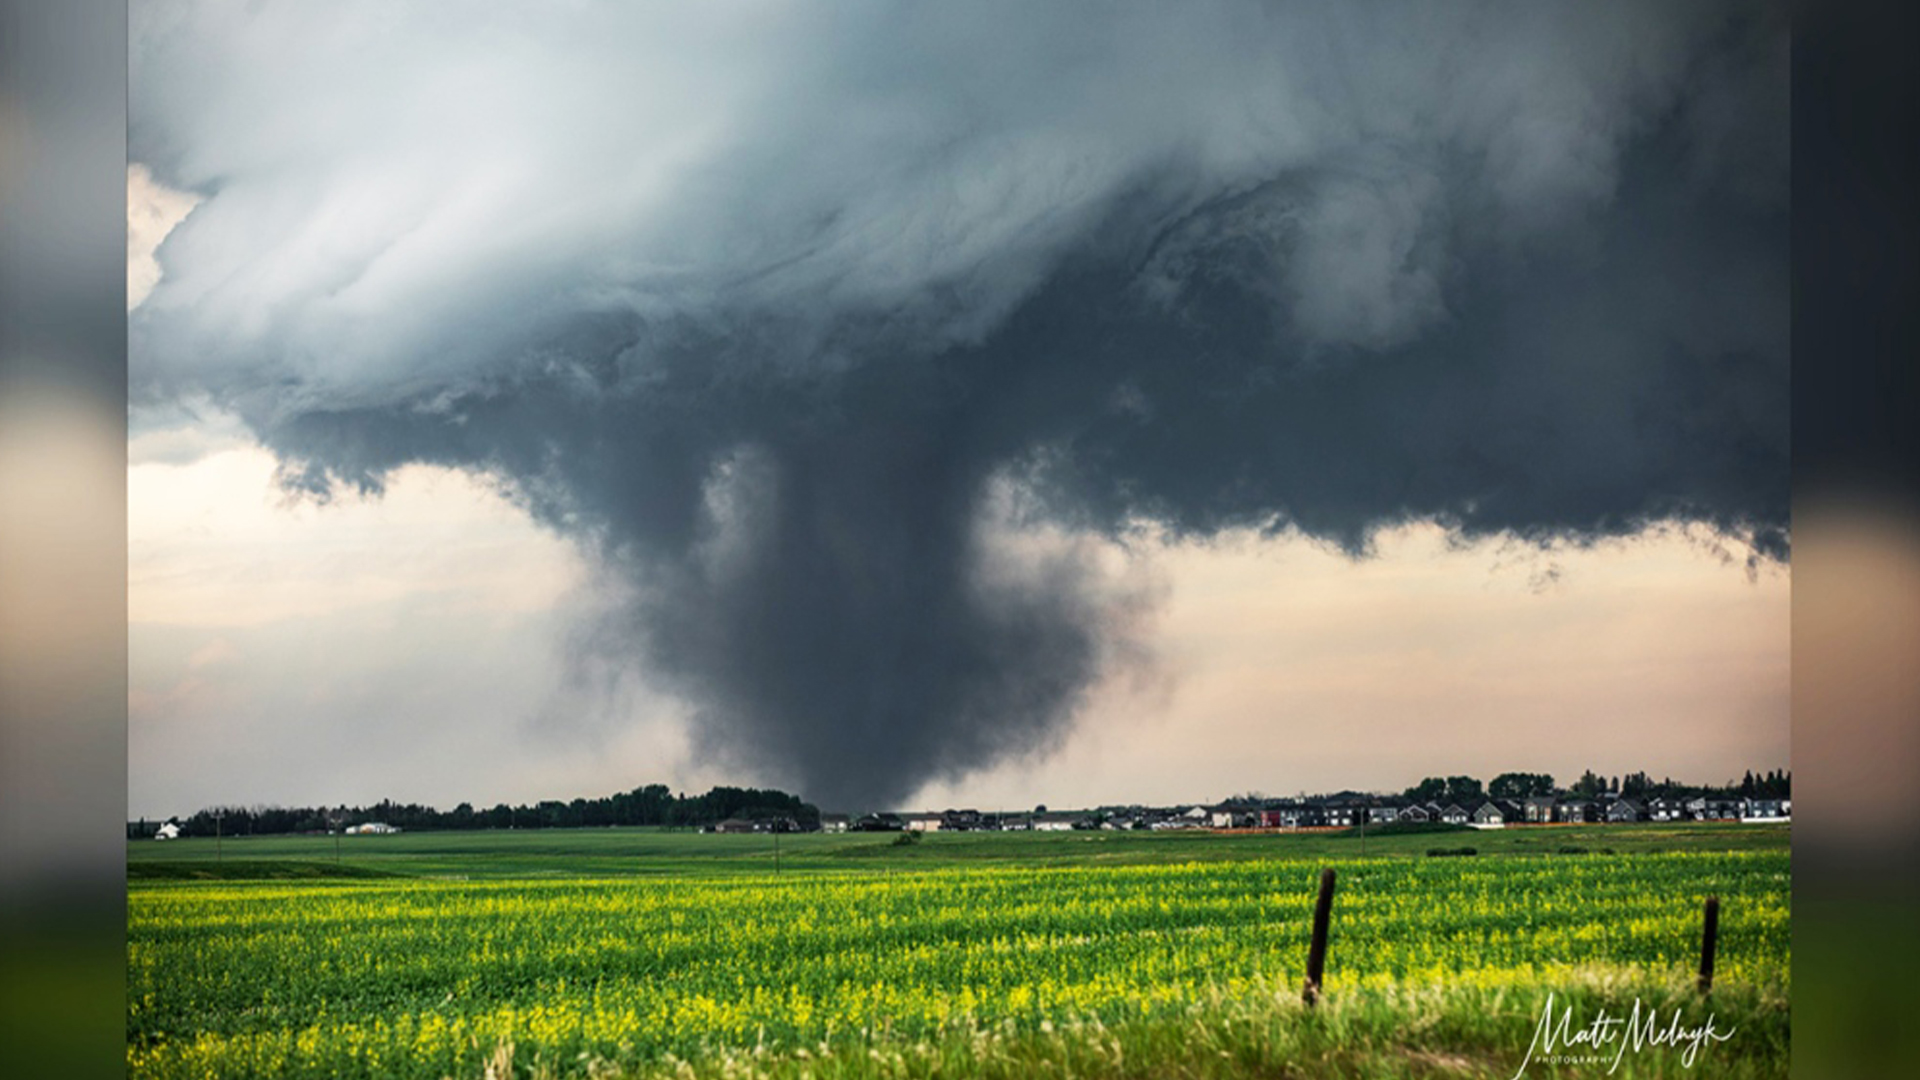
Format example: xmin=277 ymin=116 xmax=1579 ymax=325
xmin=853 ymin=813 xmax=904 ymax=832
xmin=906 ymin=814 xmax=943 ymax=832
xmin=1439 ymin=804 xmax=1471 ymax=826
xmin=819 ymin=814 xmax=850 ymax=833
xmin=1397 ymin=804 xmax=1432 ymax=823
xmin=1553 ymin=800 xmax=1596 ymax=824
xmin=1032 ymin=811 xmax=1082 ymax=832
xmin=1704 ymin=799 xmax=1744 ymax=821
xmin=154 ymin=822 xmax=180 ymax=840
xmin=1368 ymin=804 xmax=1402 ymax=824
xmin=1607 ymin=798 xmax=1645 ymax=823
xmin=1523 ymin=796 xmax=1557 ymax=824
xmin=1648 ymin=798 xmax=1686 ymax=822
xmin=1472 ymin=800 xmax=1518 ymax=826
xmin=712 ymin=818 xmax=759 ymax=834
xmin=1279 ymin=804 xmax=1327 ymax=829
xmin=347 ymin=822 xmax=399 ymax=835
xmin=1743 ymin=798 xmax=1788 ymax=820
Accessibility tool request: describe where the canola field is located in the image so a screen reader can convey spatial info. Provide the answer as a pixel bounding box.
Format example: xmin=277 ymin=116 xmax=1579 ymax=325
xmin=127 ymin=848 xmax=1789 ymax=1079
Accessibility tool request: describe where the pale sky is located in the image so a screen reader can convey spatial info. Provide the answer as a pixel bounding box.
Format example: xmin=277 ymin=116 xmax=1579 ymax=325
xmin=128 ymin=421 xmax=1788 ymax=816
xmin=127 ymin=2 xmax=1790 ymax=817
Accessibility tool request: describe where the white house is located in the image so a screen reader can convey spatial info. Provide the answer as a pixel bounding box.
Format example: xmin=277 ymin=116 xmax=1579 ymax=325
xmin=154 ymin=822 xmax=180 ymax=840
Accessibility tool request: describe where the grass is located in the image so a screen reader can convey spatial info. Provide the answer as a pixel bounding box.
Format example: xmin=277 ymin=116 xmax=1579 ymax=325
xmin=454 ymin=970 xmax=1788 ymax=1080
xmin=127 ymin=825 xmax=1789 ymax=1079
xmin=127 ymin=859 xmax=405 ymax=881
xmin=126 ymin=820 xmax=1789 ymax=880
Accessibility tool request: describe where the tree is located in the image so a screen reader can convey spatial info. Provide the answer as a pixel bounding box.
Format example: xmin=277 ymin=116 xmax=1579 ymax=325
xmin=1489 ymin=772 xmax=1555 ymax=799
xmin=1404 ymin=777 xmax=1448 ymax=803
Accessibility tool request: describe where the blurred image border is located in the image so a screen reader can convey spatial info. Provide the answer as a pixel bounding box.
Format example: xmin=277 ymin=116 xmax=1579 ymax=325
xmin=0 ymin=1 xmax=1914 ymax=1077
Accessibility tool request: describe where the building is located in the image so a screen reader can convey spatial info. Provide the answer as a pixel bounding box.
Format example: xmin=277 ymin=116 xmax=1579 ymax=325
xmin=1471 ymin=800 xmax=1518 ymax=826
xmin=154 ymin=822 xmax=180 ymax=840
xmin=1606 ymin=798 xmax=1645 ymax=823
xmin=1554 ymin=800 xmax=1596 ymax=824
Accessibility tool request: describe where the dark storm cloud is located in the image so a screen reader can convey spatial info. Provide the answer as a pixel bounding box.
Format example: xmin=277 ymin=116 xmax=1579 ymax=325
xmin=129 ymin=1 xmax=1788 ymax=809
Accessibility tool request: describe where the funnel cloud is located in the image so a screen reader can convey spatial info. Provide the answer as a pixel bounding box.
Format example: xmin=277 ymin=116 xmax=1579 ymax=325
xmin=130 ymin=1 xmax=1787 ymax=809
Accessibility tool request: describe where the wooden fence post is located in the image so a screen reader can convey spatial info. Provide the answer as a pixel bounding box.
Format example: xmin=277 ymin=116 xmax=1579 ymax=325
xmin=1303 ymin=868 xmax=1337 ymax=1006
xmin=1697 ymin=896 xmax=1720 ymax=994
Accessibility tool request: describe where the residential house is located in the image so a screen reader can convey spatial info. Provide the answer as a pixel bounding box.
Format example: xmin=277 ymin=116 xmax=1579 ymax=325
xmin=1472 ymin=800 xmax=1518 ymax=826
xmin=1553 ymin=800 xmax=1596 ymax=824
xmin=1522 ymin=796 xmax=1556 ymax=824
xmin=1606 ymin=798 xmax=1645 ymax=823
xmin=1280 ymin=803 xmax=1328 ymax=829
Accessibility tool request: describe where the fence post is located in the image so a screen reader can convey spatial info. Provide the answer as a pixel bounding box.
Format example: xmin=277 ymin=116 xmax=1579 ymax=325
xmin=1302 ymin=868 xmax=1337 ymax=1006
xmin=1697 ymin=896 xmax=1720 ymax=994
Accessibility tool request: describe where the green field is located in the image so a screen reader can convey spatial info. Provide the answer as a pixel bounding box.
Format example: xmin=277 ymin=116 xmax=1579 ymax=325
xmin=128 ymin=824 xmax=1790 ymax=1079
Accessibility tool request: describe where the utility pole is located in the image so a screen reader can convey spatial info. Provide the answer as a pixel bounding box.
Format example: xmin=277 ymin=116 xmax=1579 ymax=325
xmin=212 ymin=808 xmax=225 ymax=864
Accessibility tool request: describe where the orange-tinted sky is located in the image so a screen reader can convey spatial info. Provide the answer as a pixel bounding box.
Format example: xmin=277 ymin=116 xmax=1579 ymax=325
xmin=129 ymin=438 xmax=1787 ymax=816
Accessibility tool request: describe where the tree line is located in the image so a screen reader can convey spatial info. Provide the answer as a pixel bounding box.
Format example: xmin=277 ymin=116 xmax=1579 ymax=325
xmin=128 ymin=783 xmax=819 ymax=839
xmin=1403 ymin=768 xmax=1791 ymax=805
